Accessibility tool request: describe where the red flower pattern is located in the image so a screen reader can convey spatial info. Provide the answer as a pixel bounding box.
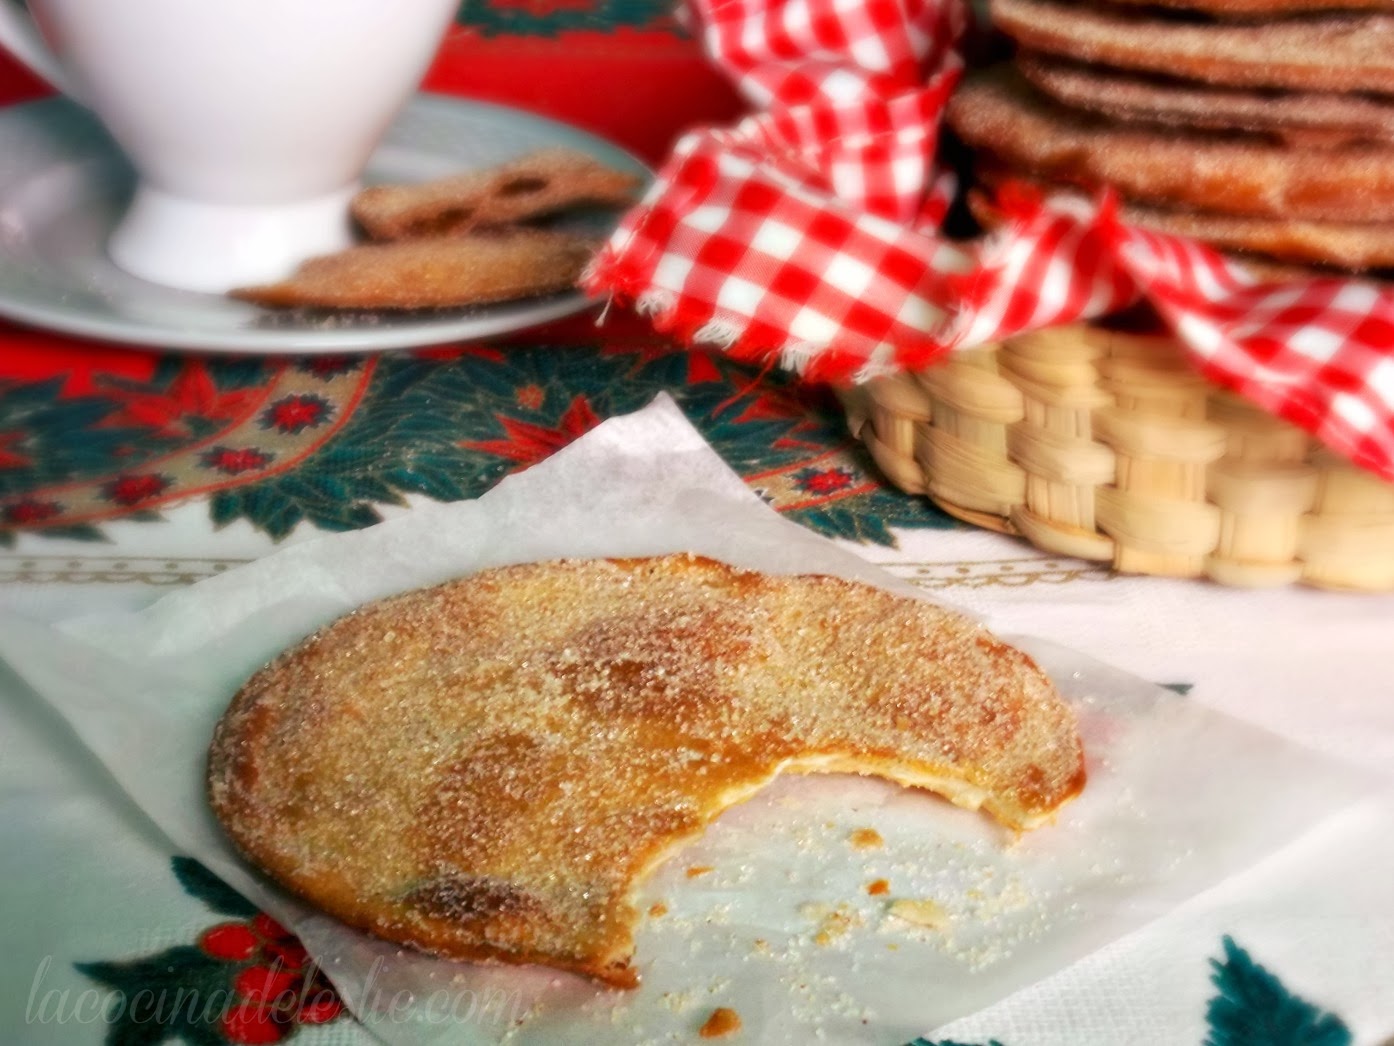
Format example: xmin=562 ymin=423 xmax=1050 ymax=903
xmin=97 ymin=362 xmax=265 ymax=439
xmin=202 ymin=446 xmax=275 ymax=476
xmin=796 ymin=466 xmax=856 ymax=495
xmin=261 ymin=395 xmax=333 ymax=436
xmin=103 ymin=473 xmax=171 ymax=506
xmin=221 ymin=1002 xmax=285 ymax=1045
xmin=462 ymin=394 xmax=601 ymax=466
xmin=3 ymin=499 xmax=62 ymax=525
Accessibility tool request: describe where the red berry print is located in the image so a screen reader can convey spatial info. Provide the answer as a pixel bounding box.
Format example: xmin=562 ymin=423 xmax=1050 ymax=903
xmin=295 ymin=992 xmax=344 ymax=1025
xmin=220 ymin=1001 xmax=287 ymax=1045
xmin=200 ymin=903 xmax=350 ymax=1036
xmin=262 ymin=937 xmax=309 ymax=971
xmin=199 ymin=922 xmax=260 ymax=962
xmin=252 ymin=913 xmax=292 ymax=941
xmin=234 ymin=964 xmax=301 ymax=1005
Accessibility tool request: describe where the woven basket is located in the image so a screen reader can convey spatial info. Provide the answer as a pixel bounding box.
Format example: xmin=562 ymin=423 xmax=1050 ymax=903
xmin=841 ymin=324 xmax=1394 ymax=591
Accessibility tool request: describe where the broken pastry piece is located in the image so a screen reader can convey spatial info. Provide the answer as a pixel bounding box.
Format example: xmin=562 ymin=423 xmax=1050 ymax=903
xmin=232 ymin=149 xmax=641 ymax=310
xmin=230 ymin=229 xmax=597 ymax=310
xmin=208 ymin=554 xmax=1085 ymax=988
xmin=351 ymin=147 xmax=643 ymax=241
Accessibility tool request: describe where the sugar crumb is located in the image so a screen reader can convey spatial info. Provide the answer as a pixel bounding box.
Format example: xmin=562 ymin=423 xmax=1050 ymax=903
xmin=848 ymin=828 xmax=883 ymax=850
xmin=699 ymin=1006 xmax=742 ymax=1038
xmin=810 ymin=903 xmax=861 ymax=946
xmin=888 ymin=898 xmax=951 ymax=932
xmin=661 ymin=990 xmax=694 ymax=1014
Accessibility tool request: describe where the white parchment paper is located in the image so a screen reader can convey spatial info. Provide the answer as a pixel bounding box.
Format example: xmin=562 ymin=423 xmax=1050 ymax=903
xmin=0 ymin=395 xmax=1373 ymax=1045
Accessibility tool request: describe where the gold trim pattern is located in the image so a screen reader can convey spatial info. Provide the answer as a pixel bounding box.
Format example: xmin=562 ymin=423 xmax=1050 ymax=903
xmin=0 ymin=554 xmax=1112 ymax=590
xmin=0 ymin=555 xmax=252 ymax=586
xmin=887 ymin=557 xmax=1112 ymax=590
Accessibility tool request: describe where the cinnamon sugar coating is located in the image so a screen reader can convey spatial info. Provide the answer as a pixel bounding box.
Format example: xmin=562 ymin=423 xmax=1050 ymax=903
xmin=208 ymin=555 xmax=1085 ymax=987
xmin=991 ymin=0 xmax=1394 ymax=94
xmin=970 ymin=167 xmax=1394 ymax=272
xmin=948 ymin=69 xmax=1394 ymax=223
xmin=230 ymin=230 xmax=596 ymax=310
xmin=1095 ymin=0 xmax=1394 ymax=17
xmin=1020 ymin=53 xmax=1394 ymax=147
xmin=1111 ymin=204 xmax=1394 ymax=271
xmin=351 ymin=148 xmax=642 ymax=241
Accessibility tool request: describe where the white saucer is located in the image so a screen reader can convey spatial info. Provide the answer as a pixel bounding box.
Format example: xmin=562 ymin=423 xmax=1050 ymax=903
xmin=0 ymin=95 xmax=650 ymax=355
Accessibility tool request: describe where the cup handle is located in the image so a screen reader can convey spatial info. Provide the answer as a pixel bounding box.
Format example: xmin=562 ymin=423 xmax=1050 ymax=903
xmin=0 ymin=1 xmax=81 ymax=101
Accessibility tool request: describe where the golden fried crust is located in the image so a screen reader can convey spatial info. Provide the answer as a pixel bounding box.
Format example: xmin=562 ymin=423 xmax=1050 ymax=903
xmin=1114 ymin=205 xmax=1394 ymax=272
xmin=1019 ymin=53 xmax=1394 ymax=148
xmin=1097 ymin=0 xmax=1394 ymax=17
xmin=965 ymin=183 xmax=1386 ymax=281
xmin=208 ymin=555 xmax=1085 ymax=987
xmin=351 ymin=148 xmax=643 ymax=241
xmin=990 ymin=0 xmax=1394 ymax=94
xmin=970 ymin=165 xmax=1394 ymax=272
xmin=947 ymin=68 xmax=1394 ymax=223
xmin=230 ymin=230 xmax=596 ymax=310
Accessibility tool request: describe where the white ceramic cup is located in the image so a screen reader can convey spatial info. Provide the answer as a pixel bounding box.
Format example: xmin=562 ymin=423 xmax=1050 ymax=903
xmin=0 ymin=0 xmax=459 ymax=292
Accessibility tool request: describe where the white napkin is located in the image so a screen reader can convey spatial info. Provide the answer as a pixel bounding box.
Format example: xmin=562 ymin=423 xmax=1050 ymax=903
xmin=0 ymin=395 xmax=1373 ymax=1045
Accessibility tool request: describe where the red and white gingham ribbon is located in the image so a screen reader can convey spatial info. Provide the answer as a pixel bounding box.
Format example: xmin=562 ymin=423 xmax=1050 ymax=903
xmin=582 ymin=0 xmax=1394 ymax=481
